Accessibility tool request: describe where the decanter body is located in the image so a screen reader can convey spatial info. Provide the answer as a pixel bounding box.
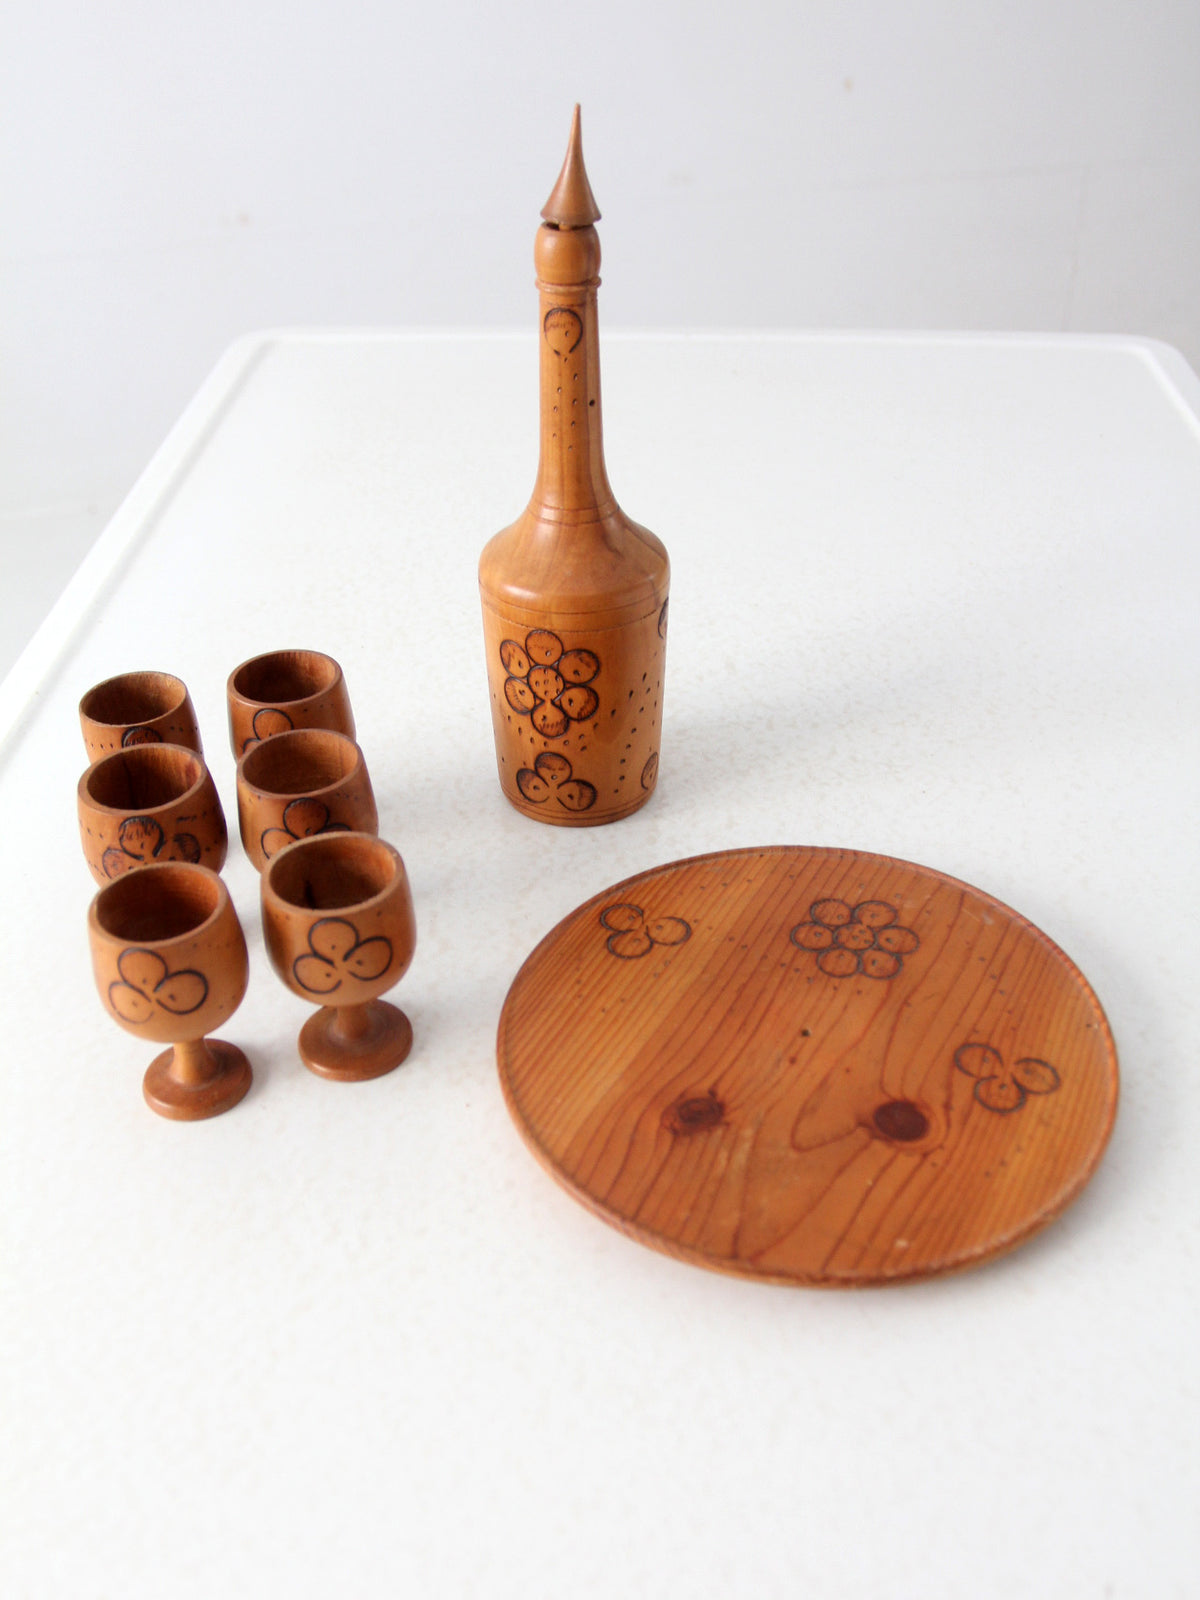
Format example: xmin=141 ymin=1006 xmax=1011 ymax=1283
xmin=479 ymin=109 xmax=669 ymax=826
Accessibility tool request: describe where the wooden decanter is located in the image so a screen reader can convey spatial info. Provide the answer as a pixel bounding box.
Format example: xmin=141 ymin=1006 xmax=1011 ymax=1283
xmin=479 ymin=106 xmax=670 ymax=826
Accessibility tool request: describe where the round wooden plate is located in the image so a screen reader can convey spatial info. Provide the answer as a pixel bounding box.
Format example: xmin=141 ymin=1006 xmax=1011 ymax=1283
xmin=497 ymin=847 xmax=1118 ymax=1285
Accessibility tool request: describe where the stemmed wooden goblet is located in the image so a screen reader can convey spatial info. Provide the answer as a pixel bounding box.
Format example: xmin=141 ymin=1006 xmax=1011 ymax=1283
xmin=261 ymin=832 xmax=416 ymax=1081
xmin=88 ymin=862 xmax=252 ymax=1119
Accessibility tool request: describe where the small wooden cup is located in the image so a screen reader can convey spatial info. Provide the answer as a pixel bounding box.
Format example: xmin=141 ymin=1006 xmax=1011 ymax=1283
xmin=236 ymin=728 xmax=378 ymax=872
xmin=87 ymin=862 xmax=252 ymax=1119
xmin=261 ymin=832 xmax=416 ymax=1082
xmin=78 ymin=744 xmax=228 ymax=884
xmin=79 ymin=671 xmax=202 ymax=760
xmin=227 ymin=649 xmax=355 ymax=758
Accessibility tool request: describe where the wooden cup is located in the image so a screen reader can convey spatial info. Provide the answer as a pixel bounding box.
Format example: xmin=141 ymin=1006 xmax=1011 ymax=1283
xmin=236 ymin=728 xmax=378 ymax=872
xmin=78 ymin=744 xmax=228 ymax=884
xmin=79 ymin=670 xmax=202 ymax=760
xmin=87 ymin=862 xmax=252 ymax=1119
xmin=226 ymin=649 xmax=355 ymax=758
xmin=261 ymin=832 xmax=416 ymax=1082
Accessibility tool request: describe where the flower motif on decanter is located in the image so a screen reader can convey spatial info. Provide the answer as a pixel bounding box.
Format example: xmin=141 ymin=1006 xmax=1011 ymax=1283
xmin=515 ymin=752 xmax=596 ymax=812
xmin=500 ymin=630 xmax=600 ymax=739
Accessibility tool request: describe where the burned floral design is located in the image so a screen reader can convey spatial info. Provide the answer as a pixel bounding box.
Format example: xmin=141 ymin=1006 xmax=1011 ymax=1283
xmin=293 ymin=917 xmax=393 ymax=996
xmin=600 ymin=903 xmax=691 ymax=960
xmin=790 ymin=898 xmax=919 ymax=979
xmin=954 ymin=1044 xmax=1061 ymax=1114
xmin=544 ymin=307 xmax=583 ymax=355
xmin=516 ymin=752 xmax=596 ymax=813
xmin=241 ymin=706 xmax=293 ymax=754
xmin=500 ymin=630 xmax=600 ymax=739
xmin=108 ymin=948 xmax=208 ymax=1024
xmin=260 ymin=797 xmax=349 ymax=861
xmin=101 ymin=816 xmax=201 ymax=879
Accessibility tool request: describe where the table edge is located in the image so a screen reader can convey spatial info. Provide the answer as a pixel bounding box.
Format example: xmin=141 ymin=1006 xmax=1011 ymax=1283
xmin=3 ymin=326 xmax=1195 ymax=766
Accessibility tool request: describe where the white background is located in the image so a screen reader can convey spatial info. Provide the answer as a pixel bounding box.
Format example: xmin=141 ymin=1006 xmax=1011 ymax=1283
xmin=3 ymin=0 xmax=1199 ymax=677
xmin=2 ymin=330 xmax=1197 ymax=1597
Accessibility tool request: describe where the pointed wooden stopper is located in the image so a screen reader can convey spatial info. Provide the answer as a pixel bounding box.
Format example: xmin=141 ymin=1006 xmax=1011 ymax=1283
xmin=540 ymin=104 xmax=601 ymax=227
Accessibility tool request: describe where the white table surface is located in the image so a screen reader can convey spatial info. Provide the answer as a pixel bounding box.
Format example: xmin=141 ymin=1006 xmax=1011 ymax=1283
xmin=2 ymin=330 xmax=1198 ymax=1598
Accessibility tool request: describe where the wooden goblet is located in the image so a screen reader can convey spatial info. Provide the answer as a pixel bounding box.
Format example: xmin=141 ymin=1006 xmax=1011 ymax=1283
xmin=261 ymin=832 xmax=416 ymax=1082
xmin=227 ymin=649 xmax=355 ymax=758
xmin=236 ymin=728 xmax=378 ymax=872
xmin=78 ymin=743 xmax=227 ymax=884
xmin=88 ymin=862 xmax=252 ymax=1119
xmin=79 ymin=670 xmax=202 ymax=760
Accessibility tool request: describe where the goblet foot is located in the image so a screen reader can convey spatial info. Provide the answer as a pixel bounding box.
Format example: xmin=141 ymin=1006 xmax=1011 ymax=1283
xmin=299 ymin=1000 xmax=413 ymax=1082
xmin=143 ymin=1039 xmax=253 ymax=1121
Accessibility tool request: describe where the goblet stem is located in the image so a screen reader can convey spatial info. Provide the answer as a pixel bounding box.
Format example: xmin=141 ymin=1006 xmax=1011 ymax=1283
xmin=168 ymin=1037 xmax=221 ymax=1087
xmin=299 ymin=998 xmax=412 ymax=1080
xmin=330 ymin=1002 xmax=373 ymax=1044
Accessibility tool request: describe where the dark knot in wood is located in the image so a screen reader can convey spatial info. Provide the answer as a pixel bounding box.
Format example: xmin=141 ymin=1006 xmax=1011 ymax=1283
xmin=665 ymin=1092 xmax=725 ymax=1134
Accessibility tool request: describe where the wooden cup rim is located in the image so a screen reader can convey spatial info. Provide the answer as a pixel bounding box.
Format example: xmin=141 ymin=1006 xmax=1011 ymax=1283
xmin=78 ymin=742 xmax=210 ymax=816
xmin=79 ymin=669 xmax=190 ymax=728
xmin=89 ymin=860 xmax=227 ymax=948
xmin=262 ymin=831 xmax=402 ymax=916
xmin=227 ymin=649 xmax=343 ymax=712
xmin=236 ymin=727 xmax=364 ymax=800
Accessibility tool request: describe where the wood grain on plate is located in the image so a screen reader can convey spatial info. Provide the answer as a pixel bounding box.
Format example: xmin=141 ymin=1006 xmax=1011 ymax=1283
xmin=498 ymin=847 xmax=1118 ymax=1285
